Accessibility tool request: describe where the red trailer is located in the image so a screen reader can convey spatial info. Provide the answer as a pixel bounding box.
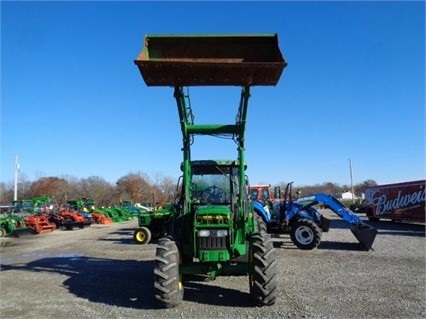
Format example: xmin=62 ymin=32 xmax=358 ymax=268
xmin=364 ymin=180 xmax=425 ymax=222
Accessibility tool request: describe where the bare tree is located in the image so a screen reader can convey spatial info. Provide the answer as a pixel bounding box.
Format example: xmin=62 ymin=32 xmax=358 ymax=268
xmin=153 ymin=173 xmax=179 ymax=203
xmin=273 ymin=181 xmax=347 ymax=198
xmin=0 ymin=169 xmax=380 ymax=208
xmin=116 ymin=172 xmax=153 ymax=204
xmin=355 ymin=179 xmax=378 ymax=196
xmin=60 ymin=175 xmax=82 ymax=203
xmin=28 ymin=177 xmax=69 ymax=200
xmin=0 ymin=182 xmax=12 ymax=202
xmin=79 ymin=176 xmax=114 ymax=206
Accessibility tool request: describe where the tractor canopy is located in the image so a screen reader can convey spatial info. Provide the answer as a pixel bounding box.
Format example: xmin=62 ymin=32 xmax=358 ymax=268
xmin=134 ymin=34 xmax=287 ymax=86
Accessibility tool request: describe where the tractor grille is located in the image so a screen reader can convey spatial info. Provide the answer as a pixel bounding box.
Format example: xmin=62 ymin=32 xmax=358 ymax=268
xmin=198 ymin=236 xmax=228 ymax=250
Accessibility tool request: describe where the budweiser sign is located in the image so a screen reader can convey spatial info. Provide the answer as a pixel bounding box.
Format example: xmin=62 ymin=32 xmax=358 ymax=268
xmin=375 ymin=188 xmax=425 ymax=215
xmin=365 ymin=180 xmax=425 ymax=221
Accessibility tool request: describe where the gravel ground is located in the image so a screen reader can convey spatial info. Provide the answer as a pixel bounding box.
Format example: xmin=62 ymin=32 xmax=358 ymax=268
xmin=0 ymin=210 xmax=425 ymax=319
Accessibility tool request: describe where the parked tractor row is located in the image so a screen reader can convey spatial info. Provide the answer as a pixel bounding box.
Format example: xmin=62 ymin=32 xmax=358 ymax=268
xmin=0 ymin=197 xmax=145 ymax=238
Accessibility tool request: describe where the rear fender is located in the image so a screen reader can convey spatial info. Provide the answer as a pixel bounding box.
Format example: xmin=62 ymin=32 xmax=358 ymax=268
xmin=305 ymin=207 xmax=322 ymax=223
xmin=286 ymin=201 xmax=321 ymax=223
xmin=252 ymin=201 xmax=271 ymax=223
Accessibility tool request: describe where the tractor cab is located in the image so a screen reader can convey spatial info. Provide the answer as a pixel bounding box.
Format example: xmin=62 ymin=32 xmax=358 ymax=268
xmin=188 ymin=160 xmax=244 ymax=205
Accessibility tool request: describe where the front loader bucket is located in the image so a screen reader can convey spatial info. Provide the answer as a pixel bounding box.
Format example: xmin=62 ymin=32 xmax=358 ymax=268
xmin=350 ymin=224 xmax=378 ymax=251
xmin=134 ymin=34 xmax=287 ymax=86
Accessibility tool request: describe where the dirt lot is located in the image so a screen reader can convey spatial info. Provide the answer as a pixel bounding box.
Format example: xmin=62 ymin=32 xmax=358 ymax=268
xmin=1 ymin=211 xmax=425 ymax=319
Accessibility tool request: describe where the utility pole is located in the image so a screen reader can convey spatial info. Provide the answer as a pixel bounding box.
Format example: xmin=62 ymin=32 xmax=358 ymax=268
xmin=14 ymin=155 xmax=20 ymax=201
xmin=349 ymin=158 xmax=355 ymax=203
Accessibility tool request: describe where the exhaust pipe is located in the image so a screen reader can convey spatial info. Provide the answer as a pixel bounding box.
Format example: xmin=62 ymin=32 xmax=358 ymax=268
xmin=351 ymin=224 xmax=378 ymax=251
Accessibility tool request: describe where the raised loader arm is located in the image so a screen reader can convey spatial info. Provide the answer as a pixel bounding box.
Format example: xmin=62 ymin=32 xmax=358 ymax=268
xmin=134 ymin=33 xmax=287 ymax=221
xmin=297 ymin=194 xmax=365 ymax=225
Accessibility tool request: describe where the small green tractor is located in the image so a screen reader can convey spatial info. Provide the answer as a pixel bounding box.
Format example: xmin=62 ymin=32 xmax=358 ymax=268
xmin=133 ymin=203 xmax=175 ymax=244
xmin=0 ymin=205 xmax=36 ymax=237
xmin=134 ymin=34 xmax=287 ymax=307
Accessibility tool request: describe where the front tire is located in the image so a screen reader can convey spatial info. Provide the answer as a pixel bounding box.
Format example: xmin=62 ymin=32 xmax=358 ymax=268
xmin=154 ymin=237 xmax=183 ymax=308
xmin=255 ymin=213 xmax=267 ymax=233
xmin=249 ymin=231 xmax=277 ymax=306
xmin=290 ymin=219 xmax=321 ymax=250
xmin=133 ymin=227 xmax=152 ymax=244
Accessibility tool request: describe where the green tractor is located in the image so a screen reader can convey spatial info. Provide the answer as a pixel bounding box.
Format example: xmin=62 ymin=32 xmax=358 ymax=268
xmin=0 ymin=205 xmax=36 ymax=238
xmin=134 ymin=33 xmax=287 ymax=308
xmin=13 ymin=196 xmax=58 ymax=215
xmin=133 ymin=203 xmax=175 ymax=244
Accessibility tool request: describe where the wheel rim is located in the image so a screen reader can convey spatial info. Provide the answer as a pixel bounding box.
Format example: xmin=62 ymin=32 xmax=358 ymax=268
xmin=294 ymin=226 xmax=314 ymax=245
xmin=136 ymin=231 xmax=146 ymax=242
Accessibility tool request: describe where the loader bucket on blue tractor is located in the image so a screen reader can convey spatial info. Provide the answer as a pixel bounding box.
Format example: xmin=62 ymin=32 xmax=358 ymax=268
xmin=350 ymin=224 xmax=378 ymax=251
xmin=134 ymin=34 xmax=287 ymax=86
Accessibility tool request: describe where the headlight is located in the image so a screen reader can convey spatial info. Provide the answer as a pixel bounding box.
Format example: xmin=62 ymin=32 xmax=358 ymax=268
xmin=199 ymin=230 xmax=210 ymax=237
xmin=198 ymin=229 xmax=229 ymax=237
xmin=216 ymin=229 xmax=228 ymax=237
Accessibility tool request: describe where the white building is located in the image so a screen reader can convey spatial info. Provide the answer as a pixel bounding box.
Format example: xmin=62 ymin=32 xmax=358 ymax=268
xmin=335 ymin=191 xmax=359 ymax=200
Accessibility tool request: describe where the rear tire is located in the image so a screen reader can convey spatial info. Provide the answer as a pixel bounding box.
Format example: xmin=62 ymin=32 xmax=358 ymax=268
xmin=154 ymin=237 xmax=184 ymax=308
xmin=290 ymin=219 xmax=321 ymax=250
xmin=0 ymin=227 xmax=6 ymax=237
xmin=133 ymin=227 xmax=152 ymax=244
xmin=249 ymin=231 xmax=277 ymax=306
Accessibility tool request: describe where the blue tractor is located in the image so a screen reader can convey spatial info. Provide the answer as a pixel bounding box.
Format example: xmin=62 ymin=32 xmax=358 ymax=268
xmin=252 ymin=182 xmax=377 ymax=250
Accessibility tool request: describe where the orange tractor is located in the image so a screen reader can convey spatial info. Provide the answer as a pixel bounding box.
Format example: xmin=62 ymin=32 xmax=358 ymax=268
xmin=24 ymin=214 xmax=56 ymax=234
xmin=58 ymin=206 xmax=93 ymax=230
